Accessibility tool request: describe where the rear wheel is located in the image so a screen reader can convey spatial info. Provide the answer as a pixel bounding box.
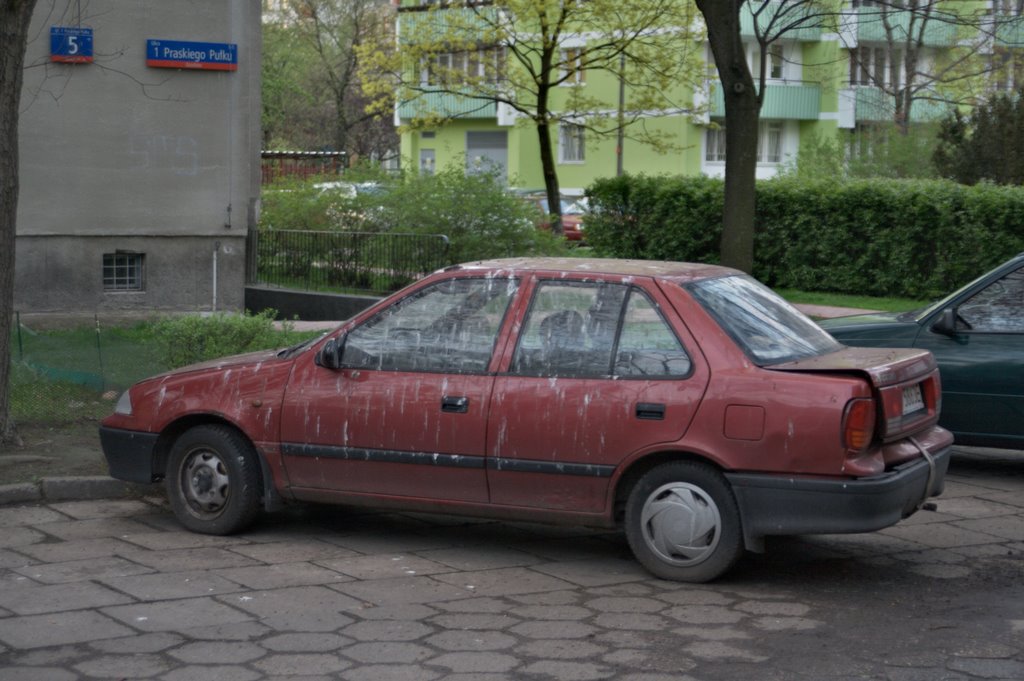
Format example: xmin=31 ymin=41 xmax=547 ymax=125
xmin=625 ymin=461 xmax=744 ymax=582
xmin=166 ymin=425 xmax=262 ymax=535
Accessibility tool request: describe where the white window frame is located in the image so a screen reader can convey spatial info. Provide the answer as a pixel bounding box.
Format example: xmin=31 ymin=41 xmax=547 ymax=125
xmin=103 ymin=252 xmax=145 ymax=291
xmin=559 ymin=47 xmax=585 ymax=85
xmin=849 ymin=45 xmax=904 ymax=89
xmin=704 ymin=121 xmax=785 ymax=165
xmin=558 ymin=122 xmax=585 ymax=163
xmin=705 ymin=126 xmax=726 ymax=163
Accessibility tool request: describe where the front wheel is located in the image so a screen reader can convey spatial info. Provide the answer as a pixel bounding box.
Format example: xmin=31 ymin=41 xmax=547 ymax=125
xmin=625 ymin=461 xmax=744 ymax=582
xmin=166 ymin=425 xmax=262 ymax=535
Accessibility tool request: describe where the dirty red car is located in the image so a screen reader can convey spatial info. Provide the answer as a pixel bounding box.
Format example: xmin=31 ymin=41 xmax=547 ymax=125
xmin=100 ymin=259 xmax=953 ymax=582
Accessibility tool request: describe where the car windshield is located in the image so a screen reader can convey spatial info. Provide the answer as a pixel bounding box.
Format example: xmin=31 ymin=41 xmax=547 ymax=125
xmin=687 ymin=275 xmax=843 ymax=365
xmin=903 ymin=259 xmax=1022 ymax=322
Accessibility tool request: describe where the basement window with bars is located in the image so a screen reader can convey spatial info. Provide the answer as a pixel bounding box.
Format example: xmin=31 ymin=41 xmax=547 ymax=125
xmin=103 ymin=252 xmax=145 ymax=291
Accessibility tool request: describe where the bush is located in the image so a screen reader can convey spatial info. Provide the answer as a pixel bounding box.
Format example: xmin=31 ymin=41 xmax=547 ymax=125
xmin=586 ymin=174 xmax=1024 ymax=298
xmin=151 ymin=310 xmax=300 ymax=368
xmin=259 ymin=166 xmax=567 ymax=264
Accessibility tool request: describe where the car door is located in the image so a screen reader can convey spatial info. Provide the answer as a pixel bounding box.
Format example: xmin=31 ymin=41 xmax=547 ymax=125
xmin=279 ymin=276 xmax=518 ymax=501
xmin=486 ymin=276 xmax=709 ymax=513
xmin=915 ymin=264 xmax=1024 ymax=448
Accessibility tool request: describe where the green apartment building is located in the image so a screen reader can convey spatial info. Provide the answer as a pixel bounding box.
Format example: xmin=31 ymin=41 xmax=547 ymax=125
xmin=394 ymin=1 xmax=1022 ymax=195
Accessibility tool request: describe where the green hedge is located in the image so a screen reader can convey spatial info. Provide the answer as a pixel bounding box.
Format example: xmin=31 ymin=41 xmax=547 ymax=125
xmin=585 ymin=175 xmax=1024 ymax=298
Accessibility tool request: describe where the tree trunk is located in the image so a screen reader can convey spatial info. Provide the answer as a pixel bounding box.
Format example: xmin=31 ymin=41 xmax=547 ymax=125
xmin=534 ymin=81 xmax=563 ymax=235
xmin=0 ymin=0 xmax=38 ymax=446
xmin=697 ymin=0 xmax=759 ymax=274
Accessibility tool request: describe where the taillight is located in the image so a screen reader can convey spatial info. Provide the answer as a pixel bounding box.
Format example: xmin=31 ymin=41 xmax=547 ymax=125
xmin=843 ymin=398 xmax=876 ymax=453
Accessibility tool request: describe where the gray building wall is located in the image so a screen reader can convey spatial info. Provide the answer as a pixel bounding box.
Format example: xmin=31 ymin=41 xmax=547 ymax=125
xmin=15 ymin=1 xmax=261 ymax=313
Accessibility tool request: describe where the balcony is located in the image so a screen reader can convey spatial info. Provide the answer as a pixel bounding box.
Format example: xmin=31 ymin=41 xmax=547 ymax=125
xmin=838 ymin=86 xmax=951 ymax=126
xmin=848 ymin=6 xmax=958 ymax=48
xmin=739 ymin=2 xmax=823 ymax=41
xmin=398 ymin=90 xmax=497 ymax=120
xmin=711 ymin=82 xmax=821 ymax=120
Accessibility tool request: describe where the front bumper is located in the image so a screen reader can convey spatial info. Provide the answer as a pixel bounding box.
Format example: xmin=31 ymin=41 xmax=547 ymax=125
xmin=726 ymin=444 xmax=952 ymax=552
xmin=99 ymin=426 xmax=160 ymax=483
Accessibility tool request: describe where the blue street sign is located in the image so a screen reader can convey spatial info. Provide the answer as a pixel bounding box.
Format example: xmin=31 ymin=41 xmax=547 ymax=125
xmin=51 ymin=26 xmax=94 ymax=64
xmin=146 ymin=39 xmax=238 ymax=71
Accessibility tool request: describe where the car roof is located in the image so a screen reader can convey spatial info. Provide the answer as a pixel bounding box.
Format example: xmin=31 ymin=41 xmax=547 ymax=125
xmin=448 ymin=258 xmax=740 ymax=283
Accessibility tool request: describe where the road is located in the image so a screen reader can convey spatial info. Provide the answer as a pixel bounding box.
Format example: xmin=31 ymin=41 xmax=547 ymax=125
xmin=0 ymin=446 xmax=1021 ymax=681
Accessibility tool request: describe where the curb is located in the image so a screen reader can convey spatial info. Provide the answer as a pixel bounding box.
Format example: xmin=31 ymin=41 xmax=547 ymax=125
xmin=0 ymin=476 xmax=161 ymax=506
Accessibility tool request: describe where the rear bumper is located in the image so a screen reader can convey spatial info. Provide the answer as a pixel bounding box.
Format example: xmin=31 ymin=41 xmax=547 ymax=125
xmin=99 ymin=426 xmax=160 ymax=483
xmin=726 ymin=444 xmax=952 ymax=552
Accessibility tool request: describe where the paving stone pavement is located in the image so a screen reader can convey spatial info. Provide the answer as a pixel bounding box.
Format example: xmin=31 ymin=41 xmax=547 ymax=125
xmin=0 ymin=447 xmax=1022 ymax=680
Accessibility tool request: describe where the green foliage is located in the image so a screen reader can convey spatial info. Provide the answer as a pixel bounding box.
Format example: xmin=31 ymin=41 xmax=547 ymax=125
xmin=151 ymin=310 xmax=301 ymax=369
xmin=845 ymin=125 xmax=941 ymax=180
xmin=261 ymin=167 xmax=566 ymax=263
xmin=259 ymin=177 xmax=344 ymax=231
xmin=366 ymin=166 xmax=565 ymax=262
xmin=934 ymin=90 xmax=1024 ymax=185
xmin=586 ymin=174 xmax=1024 ymax=298
xmin=584 ymin=174 xmax=723 ymax=262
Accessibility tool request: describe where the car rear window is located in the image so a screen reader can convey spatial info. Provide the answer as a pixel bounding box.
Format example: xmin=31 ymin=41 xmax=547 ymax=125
xmin=687 ymin=275 xmax=842 ymax=365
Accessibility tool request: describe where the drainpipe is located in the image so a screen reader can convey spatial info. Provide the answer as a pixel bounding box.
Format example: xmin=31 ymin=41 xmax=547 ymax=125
xmin=212 ymin=241 xmax=220 ymax=312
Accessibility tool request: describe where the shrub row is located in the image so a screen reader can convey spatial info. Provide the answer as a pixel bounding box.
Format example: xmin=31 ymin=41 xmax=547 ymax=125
xmin=585 ymin=175 xmax=1024 ymax=298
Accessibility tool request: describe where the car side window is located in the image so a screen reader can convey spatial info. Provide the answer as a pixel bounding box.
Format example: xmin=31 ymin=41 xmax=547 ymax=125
xmin=341 ymin=277 xmax=517 ymax=373
xmin=614 ymin=290 xmax=692 ymax=377
xmin=958 ymin=266 xmax=1024 ymax=333
xmin=511 ymin=282 xmax=690 ymax=378
xmin=511 ymin=282 xmax=626 ymax=377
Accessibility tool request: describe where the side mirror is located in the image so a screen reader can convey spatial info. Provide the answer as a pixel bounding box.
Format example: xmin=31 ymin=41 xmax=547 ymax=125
xmin=315 ymin=337 xmax=344 ymax=369
xmin=931 ymin=309 xmax=958 ymax=336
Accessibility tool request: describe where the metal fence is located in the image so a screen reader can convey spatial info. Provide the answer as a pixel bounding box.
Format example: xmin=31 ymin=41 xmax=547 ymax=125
xmin=261 ymin=150 xmax=347 ymax=185
xmin=248 ymin=229 xmax=451 ymax=295
xmin=9 ymin=315 xmax=168 ymax=425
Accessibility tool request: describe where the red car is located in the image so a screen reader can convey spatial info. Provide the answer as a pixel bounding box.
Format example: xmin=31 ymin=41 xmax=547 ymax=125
xmin=527 ymin=195 xmax=585 ymax=242
xmin=100 ymin=259 xmax=952 ymax=582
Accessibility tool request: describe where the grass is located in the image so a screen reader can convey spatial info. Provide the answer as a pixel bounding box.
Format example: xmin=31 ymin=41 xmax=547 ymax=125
xmin=777 ymin=289 xmax=930 ymax=313
xmin=9 ymin=319 xmax=318 ymax=425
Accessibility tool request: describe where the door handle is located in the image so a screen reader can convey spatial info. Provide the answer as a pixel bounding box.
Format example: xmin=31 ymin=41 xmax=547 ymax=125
xmin=441 ymin=396 xmax=469 ymax=413
xmin=636 ymin=402 xmax=665 ymax=420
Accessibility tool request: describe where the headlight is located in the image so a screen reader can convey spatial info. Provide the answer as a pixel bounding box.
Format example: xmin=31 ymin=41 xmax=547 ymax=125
xmin=114 ymin=390 xmax=133 ymax=416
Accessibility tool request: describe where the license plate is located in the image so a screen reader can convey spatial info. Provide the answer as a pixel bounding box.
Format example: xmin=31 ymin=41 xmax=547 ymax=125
xmin=902 ymin=384 xmax=925 ymax=415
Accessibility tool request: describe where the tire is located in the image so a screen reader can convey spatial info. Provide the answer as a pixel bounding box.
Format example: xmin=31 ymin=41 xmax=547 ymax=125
xmin=624 ymin=461 xmax=744 ymax=583
xmin=166 ymin=425 xmax=262 ymax=535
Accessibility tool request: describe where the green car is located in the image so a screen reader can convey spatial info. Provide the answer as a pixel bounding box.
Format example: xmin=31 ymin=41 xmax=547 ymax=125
xmin=821 ymin=253 xmax=1024 ymax=450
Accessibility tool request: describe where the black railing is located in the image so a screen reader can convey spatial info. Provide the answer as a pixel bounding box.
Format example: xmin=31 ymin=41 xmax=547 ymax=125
xmin=249 ymin=229 xmax=451 ymax=295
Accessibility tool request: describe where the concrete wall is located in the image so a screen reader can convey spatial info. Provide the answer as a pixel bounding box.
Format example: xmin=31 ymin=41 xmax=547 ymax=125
xmin=15 ymin=1 xmax=261 ymax=312
xmin=245 ymin=287 xmax=380 ymax=322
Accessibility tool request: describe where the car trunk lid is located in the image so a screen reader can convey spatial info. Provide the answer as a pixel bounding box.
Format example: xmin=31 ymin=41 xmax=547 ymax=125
xmin=769 ymin=347 xmax=941 ymax=442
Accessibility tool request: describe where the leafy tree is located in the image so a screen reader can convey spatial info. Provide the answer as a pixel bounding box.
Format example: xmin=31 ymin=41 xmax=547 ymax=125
xmin=264 ymin=0 xmax=398 ymax=161
xmin=934 ymin=88 xmax=1024 ymax=185
xmin=359 ymin=0 xmax=703 ymax=231
xmin=0 ymin=0 xmax=38 ymax=446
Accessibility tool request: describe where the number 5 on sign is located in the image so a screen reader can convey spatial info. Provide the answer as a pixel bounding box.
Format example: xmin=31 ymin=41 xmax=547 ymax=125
xmin=51 ymin=27 xmax=94 ymax=64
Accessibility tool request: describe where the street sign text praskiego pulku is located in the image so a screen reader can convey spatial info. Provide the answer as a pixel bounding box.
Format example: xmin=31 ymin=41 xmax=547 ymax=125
xmin=146 ymin=39 xmax=238 ymax=71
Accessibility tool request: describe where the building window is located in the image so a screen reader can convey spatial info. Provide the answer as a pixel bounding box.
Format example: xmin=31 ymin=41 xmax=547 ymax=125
xmin=560 ymin=48 xmax=585 ymax=85
xmin=559 ymin=123 xmax=585 ymax=163
xmin=705 ymin=121 xmax=784 ymax=164
xmin=422 ymin=48 xmax=505 ymax=86
xmin=103 ymin=252 xmax=145 ymax=291
xmin=753 ymin=43 xmax=786 ymax=81
xmin=849 ymin=46 xmax=903 ymax=89
xmin=706 ymin=126 xmax=726 ymax=162
xmin=991 ymin=48 xmax=1024 ymax=90
xmin=759 ymin=121 xmax=783 ymax=163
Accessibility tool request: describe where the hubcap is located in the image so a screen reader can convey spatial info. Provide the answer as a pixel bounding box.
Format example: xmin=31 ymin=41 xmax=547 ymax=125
xmin=640 ymin=482 xmax=721 ymax=566
xmin=180 ymin=449 xmax=230 ymax=517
